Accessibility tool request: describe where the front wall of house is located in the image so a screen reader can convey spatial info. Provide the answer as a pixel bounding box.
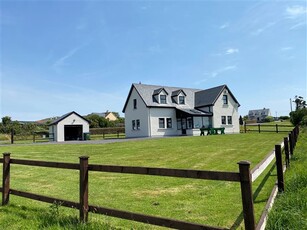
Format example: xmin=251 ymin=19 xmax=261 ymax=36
xmin=212 ymin=92 xmax=239 ymax=133
xmin=124 ymin=88 xmax=150 ymax=138
xmin=149 ymin=107 xmax=179 ymax=136
xmin=56 ymin=114 xmax=89 ymax=142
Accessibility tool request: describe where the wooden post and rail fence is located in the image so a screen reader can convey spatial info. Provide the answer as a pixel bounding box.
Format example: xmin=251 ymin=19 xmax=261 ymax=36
xmin=243 ymin=123 xmax=294 ymax=134
xmin=0 ymin=126 xmax=300 ymax=230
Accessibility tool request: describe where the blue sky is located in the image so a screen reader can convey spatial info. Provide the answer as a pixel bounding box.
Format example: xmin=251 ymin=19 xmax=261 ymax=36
xmin=0 ymin=0 xmax=306 ymax=121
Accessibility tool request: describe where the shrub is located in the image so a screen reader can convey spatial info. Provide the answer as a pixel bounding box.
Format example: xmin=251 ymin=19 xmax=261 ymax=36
xmin=264 ymin=116 xmax=274 ymax=122
xmin=301 ymin=115 xmax=307 ymax=127
xmin=290 ymin=108 xmax=307 ymax=126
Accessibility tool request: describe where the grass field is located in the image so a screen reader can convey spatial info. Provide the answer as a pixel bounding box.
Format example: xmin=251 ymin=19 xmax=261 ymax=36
xmin=0 ymin=133 xmax=288 ymax=229
xmin=240 ymin=121 xmax=293 ymax=133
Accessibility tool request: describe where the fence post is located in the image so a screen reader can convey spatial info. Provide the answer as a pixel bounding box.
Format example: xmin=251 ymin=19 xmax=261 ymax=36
xmin=275 ymin=145 xmax=284 ymax=192
xmin=2 ymin=153 xmax=11 ymax=205
xmin=238 ymin=161 xmax=255 ymax=230
xmin=276 ymin=124 xmax=278 ymax=133
xmin=258 ymin=124 xmax=260 ymax=133
xmin=79 ymin=156 xmax=89 ymax=222
xmin=289 ymin=132 xmax=293 ymax=155
xmin=284 ymin=137 xmax=290 ymax=168
xmin=244 ymin=122 xmax=247 ymax=133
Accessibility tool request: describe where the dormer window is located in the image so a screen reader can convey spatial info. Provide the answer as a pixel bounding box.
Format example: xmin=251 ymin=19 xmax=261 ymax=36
xmin=160 ymin=95 xmax=167 ymax=104
xmin=179 ymin=96 xmax=185 ymax=104
xmin=171 ymin=89 xmax=186 ymax=104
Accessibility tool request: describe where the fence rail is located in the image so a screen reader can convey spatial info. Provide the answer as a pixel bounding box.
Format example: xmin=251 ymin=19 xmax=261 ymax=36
xmin=1 ymin=125 xmax=300 ymax=230
xmin=243 ymin=123 xmax=293 ymax=133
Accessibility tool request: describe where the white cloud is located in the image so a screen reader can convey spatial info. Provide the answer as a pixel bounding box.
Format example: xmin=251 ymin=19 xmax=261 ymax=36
xmin=251 ymin=22 xmax=276 ymax=36
xmin=225 ymin=48 xmax=239 ymax=55
xmin=285 ymin=5 xmax=307 ymax=19
xmin=281 ymin=47 xmax=293 ymax=51
xmin=219 ymin=22 xmax=229 ymax=29
xmin=195 ymin=65 xmax=237 ymax=85
xmin=52 ymin=47 xmax=80 ymax=73
xmin=290 ymin=22 xmax=306 ymax=30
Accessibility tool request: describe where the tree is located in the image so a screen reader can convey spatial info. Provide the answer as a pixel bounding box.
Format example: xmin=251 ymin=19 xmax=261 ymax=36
xmin=290 ymin=108 xmax=307 ymax=126
xmin=239 ymin=115 xmax=243 ymax=125
xmin=2 ymin=116 xmax=12 ymax=126
xmin=293 ymin=95 xmax=306 ymax=111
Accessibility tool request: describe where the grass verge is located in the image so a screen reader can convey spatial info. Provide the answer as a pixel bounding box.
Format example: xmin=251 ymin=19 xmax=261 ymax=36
xmin=266 ymin=127 xmax=307 ymax=229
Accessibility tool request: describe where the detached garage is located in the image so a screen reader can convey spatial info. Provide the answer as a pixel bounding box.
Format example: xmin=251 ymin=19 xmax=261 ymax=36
xmin=48 ymin=111 xmax=90 ymax=142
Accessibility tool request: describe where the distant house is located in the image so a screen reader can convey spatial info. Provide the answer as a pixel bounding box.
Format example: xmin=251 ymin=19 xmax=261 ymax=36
xmin=48 ymin=111 xmax=90 ymax=142
xmin=248 ymin=108 xmax=271 ymax=122
xmin=122 ymin=83 xmax=240 ymax=138
xmin=88 ymin=111 xmax=118 ymax=121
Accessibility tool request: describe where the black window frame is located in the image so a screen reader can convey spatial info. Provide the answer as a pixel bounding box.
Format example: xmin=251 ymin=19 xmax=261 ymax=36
xmin=178 ymin=96 xmax=185 ymax=104
xmin=166 ymin=118 xmax=172 ymax=128
xmin=159 ymin=118 xmax=165 ymax=128
xmin=132 ymin=120 xmax=136 ymax=130
xmin=221 ymin=116 xmax=226 ymax=125
xmin=227 ymin=116 xmax=232 ymax=125
xmin=133 ymin=99 xmax=137 ymax=109
xmin=222 ymin=95 xmax=228 ymax=105
xmin=136 ymin=119 xmax=140 ymax=130
xmin=160 ymin=95 xmax=167 ymax=104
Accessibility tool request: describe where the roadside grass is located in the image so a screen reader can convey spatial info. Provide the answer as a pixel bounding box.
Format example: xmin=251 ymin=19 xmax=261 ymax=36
xmin=266 ymin=128 xmax=307 ymax=230
xmin=0 ymin=133 xmax=287 ymax=229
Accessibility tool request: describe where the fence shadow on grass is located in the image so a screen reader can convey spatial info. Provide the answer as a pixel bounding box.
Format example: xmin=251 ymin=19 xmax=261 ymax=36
xmin=230 ymin=163 xmax=276 ymax=230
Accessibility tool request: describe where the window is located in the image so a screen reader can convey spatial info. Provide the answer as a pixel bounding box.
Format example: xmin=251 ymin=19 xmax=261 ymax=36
xmin=222 ymin=95 xmax=228 ymax=105
xmin=227 ymin=116 xmax=232 ymax=125
xmin=132 ymin=120 xmax=136 ymax=130
xmin=187 ymin=117 xmax=193 ymax=129
xmin=179 ymin=96 xmax=185 ymax=104
xmin=167 ymin=118 xmax=172 ymax=128
xmin=177 ymin=119 xmax=182 ymax=130
xmin=221 ymin=116 xmax=226 ymax=125
xmin=159 ymin=118 xmax=165 ymax=128
xmin=136 ymin=119 xmax=140 ymax=129
xmin=133 ymin=99 xmax=137 ymax=109
xmin=160 ymin=95 xmax=167 ymax=104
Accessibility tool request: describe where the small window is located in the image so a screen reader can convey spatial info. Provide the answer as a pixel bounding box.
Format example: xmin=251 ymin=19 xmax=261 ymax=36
xmin=133 ymin=99 xmax=137 ymax=109
xmin=187 ymin=117 xmax=193 ymax=129
xmin=132 ymin=120 xmax=136 ymax=130
xmin=159 ymin=118 xmax=165 ymax=128
xmin=223 ymin=95 xmax=228 ymax=105
xmin=160 ymin=95 xmax=167 ymax=104
xmin=136 ymin=119 xmax=140 ymax=130
xmin=167 ymin=118 xmax=172 ymax=128
xmin=179 ymin=96 xmax=185 ymax=104
xmin=227 ymin=116 xmax=232 ymax=125
xmin=221 ymin=116 xmax=226 ymax=125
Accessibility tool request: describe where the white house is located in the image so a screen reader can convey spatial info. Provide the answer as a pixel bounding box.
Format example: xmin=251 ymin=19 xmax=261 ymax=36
xmin=48 ymin=111 xmax=90 ymax=142
xmin=122 ymin=83 xmax=240 ymax=138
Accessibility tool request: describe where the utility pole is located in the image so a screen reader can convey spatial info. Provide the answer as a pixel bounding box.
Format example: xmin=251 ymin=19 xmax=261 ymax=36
xmin=290 ymin=98 xmax=293 ymax=112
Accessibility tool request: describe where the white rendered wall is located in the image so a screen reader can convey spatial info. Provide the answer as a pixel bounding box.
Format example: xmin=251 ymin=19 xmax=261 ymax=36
xmin=149 ymin=107 xmax=178 ymax=137
xmin=56 ymin=114 xmax=89 ymax=142
xmin=124 ymin=88 xmax=150 ymax=138
xmin=212 ymin=92 xmax=240 ymax=133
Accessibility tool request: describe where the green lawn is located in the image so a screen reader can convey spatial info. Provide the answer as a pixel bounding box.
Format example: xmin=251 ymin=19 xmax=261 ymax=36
xmin=241 ymin=121 xmax=293 ymax=133
xmin=0 ymin=133 xmax=288 ymax=229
